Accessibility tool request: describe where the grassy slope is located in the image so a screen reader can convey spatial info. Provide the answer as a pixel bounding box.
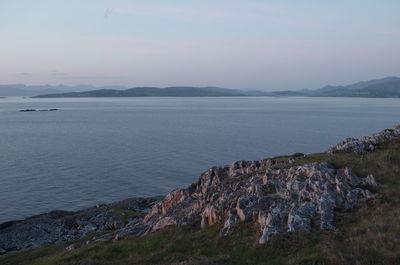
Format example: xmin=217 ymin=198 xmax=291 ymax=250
xmin=1 ymin=141 xmax=399 ymax=265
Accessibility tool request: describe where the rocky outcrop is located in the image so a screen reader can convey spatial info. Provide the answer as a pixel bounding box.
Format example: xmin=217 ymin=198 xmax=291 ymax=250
xmin=327 ymin=125 xmax=400 ymax=154
xmin=118 ymin=161 xmax=375 ymax=244
xmin=0 ymin=197 xmax=160 ymax=255
xmin=3 ymin=126 xmax=394 ymax=255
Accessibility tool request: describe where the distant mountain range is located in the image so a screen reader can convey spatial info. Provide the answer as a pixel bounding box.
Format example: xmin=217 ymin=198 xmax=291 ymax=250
xmin=301 ymin=76 xmax=400 ymax=97
xmin=0 ymin=84 xmax=128 ymax=97
xmin=33 ymin=86 xmax=267 ymax=98
xmin=2 ymin=77 xmax=399 ymax=98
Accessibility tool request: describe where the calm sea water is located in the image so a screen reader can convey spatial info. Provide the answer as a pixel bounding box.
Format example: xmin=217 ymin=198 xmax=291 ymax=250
xmin=0 ymin=96 xmax=399 ymax=223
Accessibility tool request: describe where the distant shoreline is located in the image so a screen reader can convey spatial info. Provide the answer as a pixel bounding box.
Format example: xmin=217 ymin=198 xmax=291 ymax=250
xmin=32 ymin=77 xmax=400 ymax=98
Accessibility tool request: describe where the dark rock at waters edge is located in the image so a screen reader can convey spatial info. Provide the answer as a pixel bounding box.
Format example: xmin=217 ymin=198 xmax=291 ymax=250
xmin=0 ymin=198 xmax=161 ymax=255
xmin=2 ymin=126 xmax=398 ymax=255
xmin=40 ymin=108 xmax=59 ymax=111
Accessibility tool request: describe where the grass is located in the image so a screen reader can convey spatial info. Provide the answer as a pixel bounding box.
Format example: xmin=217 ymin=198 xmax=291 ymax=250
xmin=107 ymin=198 xmax=147 ymax=223
xmin=1 ymin=140 xmax=399 ymax=265
xmin=107 ymin=196 xmax=163 ymax=222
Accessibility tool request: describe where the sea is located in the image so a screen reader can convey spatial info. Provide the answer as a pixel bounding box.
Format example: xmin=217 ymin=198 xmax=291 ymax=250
xmin=0 ymin=96 xmax=399 ymax=223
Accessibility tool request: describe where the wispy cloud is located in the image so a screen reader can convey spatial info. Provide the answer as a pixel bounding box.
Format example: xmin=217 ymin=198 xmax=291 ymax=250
xmin=109 ymin=4 xmax=231 ymax=20
xmin=53 ymin=75 xmax=126 ymax=80
xmin=250 ymin=2 xmax=285 ymax=14
xmin=20 ymin=72 xmax=33 ymax=75
xmin=104 ymin=7 xmax=114 ymax=19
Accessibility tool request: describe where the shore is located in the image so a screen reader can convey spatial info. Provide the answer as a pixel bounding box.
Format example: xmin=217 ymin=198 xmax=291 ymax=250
xmin=1 ymin=125 xmax=399 ymax=265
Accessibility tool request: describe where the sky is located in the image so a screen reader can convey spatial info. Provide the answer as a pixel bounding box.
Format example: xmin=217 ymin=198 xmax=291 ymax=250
xmin=1 ymin=0 xmax=400 ymax=90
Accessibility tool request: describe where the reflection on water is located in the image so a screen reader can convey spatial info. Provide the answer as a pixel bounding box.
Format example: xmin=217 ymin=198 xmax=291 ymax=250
xmin=0 ymin=96 xmax=399 ymax=223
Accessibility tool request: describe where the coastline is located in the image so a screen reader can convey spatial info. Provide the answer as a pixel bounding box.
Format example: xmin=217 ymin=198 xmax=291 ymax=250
xmin=1 ymin=125 xmax=399 ymax=257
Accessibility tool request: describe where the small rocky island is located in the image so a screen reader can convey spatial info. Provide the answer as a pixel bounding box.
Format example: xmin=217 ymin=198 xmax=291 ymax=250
xmin=19 ymin=109 xmax=59 ymax=112
xmin=1 ymin=125 xmax=399 ymax=264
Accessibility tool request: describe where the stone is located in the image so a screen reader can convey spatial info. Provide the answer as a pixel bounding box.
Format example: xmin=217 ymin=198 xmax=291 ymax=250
xmin=327 ymin=125 xmax=400 ymax=154
xmin=221 ymin=213 xmax=238 ymax=235
xmin=236 ymin=196 xmax=258 ymax=221
xmin=201 ymin=205 xmax=219 ymax=228
xmin=365 ymin=174 xmax=378 ymax=187
xmin=66 ymin=244 xmax=76 ymax=251
xmin=142 ymin=161 xmax=375 ymax=244
xmin=287 ymin=202 xmax=315 ymax=232
xmin=152 ymin=217 xmax=177 ymax=232
xmin=0 ymin=197 xmax=161 ymax=255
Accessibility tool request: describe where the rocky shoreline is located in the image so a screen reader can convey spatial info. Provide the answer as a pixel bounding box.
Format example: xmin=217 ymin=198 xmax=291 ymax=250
xmin=327 ymin=125 xmax=400 ymax=154
xmin=1 ymin=125 xmax=399 ymax=256
xmin=0 ymin=197 xmax=161 ymax=255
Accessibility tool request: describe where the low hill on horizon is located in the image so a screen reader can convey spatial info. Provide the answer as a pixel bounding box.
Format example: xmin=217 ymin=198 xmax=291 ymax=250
xmin=3 ymin=76 xmax=400 ymax=98
xmin=277 ymin=76 xmax=400 ymax=98
xmin=0 ymin=84 xmax=128 ymax=97
xmin=312 ymin=79 xmax=400 ymax=97
xmin=33 ymin=86 xmax=268 ymax=98
xmin=309 ymin=76 xmax=400 ymax=97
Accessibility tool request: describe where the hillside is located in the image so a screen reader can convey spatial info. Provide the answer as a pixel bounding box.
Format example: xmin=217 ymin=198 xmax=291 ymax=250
xmin=0 ymin=84 xmax=128 ymax=97
xmin=32 ymin=87 xmax=260 ymax=98
xmin=274 ymin=77 xmax=400 ymax=98
xmin=30 ymin=77 xmax=400 ymax=98
xmin=314 ymin=79 xmax=400 ymax=97
xmin=1 ymin=126 xmax=400 ymax=265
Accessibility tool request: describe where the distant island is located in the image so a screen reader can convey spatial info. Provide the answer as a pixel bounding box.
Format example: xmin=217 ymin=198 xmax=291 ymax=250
xmin=299 ymin=76 xmax=400 ymax=98
xmin=32 ymin=86 xmax=268 ymax=98
xmin=261 ymin=76 xmax=400 ymax=98
xmin=0 ymin=84 xmax=129 ymax=97
xmin=0 ymin=77 xmax=398 ymax=98
xmin=30 ymin=77 xmax=400 ymax=98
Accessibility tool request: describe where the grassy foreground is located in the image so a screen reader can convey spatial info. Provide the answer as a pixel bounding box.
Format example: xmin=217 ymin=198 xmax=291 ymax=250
xmin=1 ymin=140 xmax=399 ymax=265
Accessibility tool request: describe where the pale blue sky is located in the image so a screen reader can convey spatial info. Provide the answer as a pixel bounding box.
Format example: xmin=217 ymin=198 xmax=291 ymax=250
xmin=1 ymin=0 xmax=399 ymax=90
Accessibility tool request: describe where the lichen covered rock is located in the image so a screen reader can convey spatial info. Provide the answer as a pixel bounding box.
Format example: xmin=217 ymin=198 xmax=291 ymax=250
xmin=327 ymin=125 xmax=400 ymax=154
xmin=141 ymin=162 xmax=375 ymax=244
